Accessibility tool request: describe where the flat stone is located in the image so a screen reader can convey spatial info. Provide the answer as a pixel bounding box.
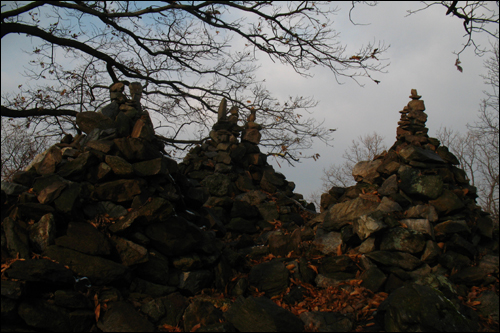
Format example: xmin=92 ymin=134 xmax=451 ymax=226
xmin=97 ymin=301 xmax=155 ymax=332
xmin=44 ymin=245 xmax=130 ymax=285
xmin=399 ymin=146 xmax=445 ymax=163
xmin=429 ymin=189 xmax=465 ymax=215
xmin=352 ymin=160 xmax=383 ymax=184
xmin=37 ymin=181 xmax=67 ymax=204
xmin=300 ymin=311 xmax=353 ymax=332
xmin=55 ymin=221 xmax=112 ymax=255
xmin=365 ymin=251 xmax=422 ymax=271
xmin=94 ymin=178 xmax=146 ymax=202
xmin=224 ymin=296 xmax=304 ymax=332
xmin=379 ymin=283 xmax=473 ymax=332
xmin=249 ymin=259 xmax=289 ymax=296
xmin=353 ymin=211 xmax=387 ymax=240
xmin=399 ymin=166 xmax=443 ymax=199
xmin=105 ymin=155 xmax=134 ymax=176
xmin=323 ymin=197 xmax=380 ymax=231
xmin=401 ymin=219 xmax=434 ymax=238
xmin=76 ymin=111 xmax=114 ymax=134
xmin=313 ymin=231 xmax=343 ymax=255
xmin=380 ymin=227 xmax=426 ymax=254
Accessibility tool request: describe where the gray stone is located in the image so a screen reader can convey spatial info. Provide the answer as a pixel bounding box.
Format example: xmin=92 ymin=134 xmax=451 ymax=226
xmin=360 ymin=267 xmax=387 ymax=292
xmin=201 ymin=173 xmax=232 ymax=196
xmin=145 ymin=217 xmax=202 ymax=257
xmin=399 ymin=166 xmax=444 ymax=199
xmin=76 ymin=111 xmax=115 ymax=134
xmin=399 ymin=145 xmax=446 ymax=164
xmin=37 ymin=181 xmax=67 ymax=204
xmin=405 ymin=204 xmax=439 ymax=222
xmin=224 ymin=296 xmax=304 ymax=332
xmin=29 ymin=213 xmax=56 ymax=253
xmin=380 ymin=227 xmax=426 ymax=253
xmin=365 ymin=251 xmax=422 ymax=271
xmin=5 ymin=258 xmax=74 ymax=284
xmin=3 ymin=216 xmax=30 ymax=259
xmin=97 ymin=301 xmax=155 ymax=332
xmin=313 ymin=231 xmax=343 ymax=255
xmin=111 ymin=235 xmax=149 ymax=266
xmin=178 ymin=270 xmax=213 ymax=295
xmin=300 ymin=311 xmax=353 ymax=332
xmin=352 ymin=160 xmax=383 ymax=183
xmin=401 ymin=219 xmax=434 ymax=238
xmin=18 ymin=300 xmax=71 ymax=332
xmin=36 ymin=146 xmax=62 ymax=175
xmin=44 ymin=245 xmax=130 ymax=285
xmin=434 ymin=220 xmax=471 ymax=237
xmin=99 ymin=101 xmax=119 ymax=118
xmin=378 ymin=174 xmax=398 ymax=196
xmin=353 ymin=212 xmax=387 ymax=240
xmin=323 ymin=197 xmax=380 ymax=231
xmin=379 ymin=283 xmax=473 ymax=332
xmin=133 ymin=157 xmax=170 ymax=177
xmin=1 ymin=181 xmax=29 ymax=196
xmin=249 ymin=259 xmax=289 ymax=296
xmin=429 ymin=189 xmax=465 ymax=215
xmin=105 ymin=155 xmax=134 ymax=176
xmin=94 ymin=178 xmax=146 ymax=202
xmin=57 ymin=151 xmax=98 ymax=180
xmin=183 ymin=300 xmax=224 ymax=332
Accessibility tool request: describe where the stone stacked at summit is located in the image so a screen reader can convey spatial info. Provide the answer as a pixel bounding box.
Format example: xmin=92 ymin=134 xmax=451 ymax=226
xmin=318 ymin=89 xmax=497 ymax=332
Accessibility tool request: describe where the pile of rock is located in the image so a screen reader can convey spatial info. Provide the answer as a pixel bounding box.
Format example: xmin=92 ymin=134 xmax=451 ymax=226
xmin=0 ymin=85 xmax=315 ymax=332
xmin=1 ymin=87 xmax=498 ymax=332
xmin=317 ymin=89 xmax=498 ymax=331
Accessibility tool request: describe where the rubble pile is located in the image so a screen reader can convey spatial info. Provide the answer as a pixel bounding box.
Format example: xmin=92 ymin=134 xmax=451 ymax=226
xmin=1 ymin=87 xmax=498 ymax=332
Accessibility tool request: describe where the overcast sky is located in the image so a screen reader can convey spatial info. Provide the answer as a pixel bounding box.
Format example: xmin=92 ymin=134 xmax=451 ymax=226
xmin=1 ymin=2 xmax=497 ymax=206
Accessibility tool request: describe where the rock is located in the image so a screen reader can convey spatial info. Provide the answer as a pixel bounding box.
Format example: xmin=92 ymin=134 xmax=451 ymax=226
xmin=300 ymin=311 xmax=353 ymax=332
xmin=377 ymin=283 xmax=474 ymax=332
xmin=1 ymin=181 xmax=29 ymax=196
xmin=37 ymin=181 xmax=67 ymax=204
xmin=313 ymin=231 xmax=342 ymax=255
xmin=145 ymin=217 xmax=202 ymax=256
xmin=29 ymin=213 xmax=56 ymax=253
xmin=55 ymin=221 xmax=112 ymax=255
xmin=36 ymin=146 xmax=62 ymax=175
xmin=105 ymin=155 xmax=134 ymax=176
xmin=399 ymin=145 xmax=446 ymax=164
xmin=201 ymin=173 xmax=233 ymax=196
xmin=97 ymin=301 xmax=155 ymax=332
xmin=183 ymin=300 xmax=224 ymax=332
xmin=352 ymin=160 xmax=383 ymax=184
xmin=399 ymin=167 xmax=444 ymax=199
xmin=360 ymin=267 xmax=387 ymax=292
xmin=429 ymin=189 xmax=465 ymax=215
xmin=18 ymin=299 xmax=71 ymax=332
xmin=5 ymin=258 xmax=74 ymax=285
xmin=76 ymin=111 xmax=114 ymax=134
xmin=94 ymin=178 xmax=146 ymax=202
xmin=380 ymin=227 xmax=426 ymax=253
xmin=224 ymin=296 xmax=304 ymax=332
xmin=178 ymin=270 xmax=213 ymax=295
xmin=353 ymin=212 xmax=387 ymax=240
xmin=44 ymin=245 xmax=130 ymax=285
xmin=365 ymin=251 xmax=422 ymax=271
xmin=323 ymin=197 xmax=380 ymax=231
xmin=249 ymin=259 xmax=289 ymax=296
xmin=378 ymin=174 xmax=398 ymax=196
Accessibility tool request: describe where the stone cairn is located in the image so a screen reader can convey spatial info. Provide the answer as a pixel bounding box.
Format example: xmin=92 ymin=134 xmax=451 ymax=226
xmin=317 ymin=89 xmax=498 ymax=331
xmin=1 ymin=88 xmax=498 ymax=332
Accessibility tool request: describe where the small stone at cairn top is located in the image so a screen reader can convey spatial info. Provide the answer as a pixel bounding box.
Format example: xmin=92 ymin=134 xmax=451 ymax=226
xmin=409 ymin=89 xmax=421 ymax=99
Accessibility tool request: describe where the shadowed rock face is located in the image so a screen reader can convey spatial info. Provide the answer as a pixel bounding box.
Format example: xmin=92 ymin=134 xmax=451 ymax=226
xmin=1 ymin=89 xmax=498 ymax=332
